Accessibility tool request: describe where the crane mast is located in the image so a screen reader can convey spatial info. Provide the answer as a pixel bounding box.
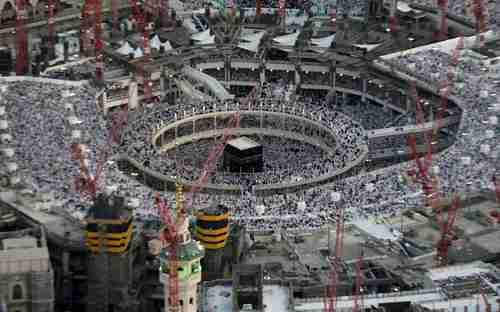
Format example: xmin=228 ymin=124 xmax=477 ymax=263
xmin=15 ymin=0 xmax=28 ymax=75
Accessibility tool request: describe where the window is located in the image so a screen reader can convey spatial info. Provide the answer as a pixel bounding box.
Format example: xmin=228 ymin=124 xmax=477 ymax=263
xmin=189 ymin=298 xmax=193 ymax=304
xmin=11 ymin=284 xmax=24 ymax=300
xmin=179 ymin=300 xmax=183 ymax=306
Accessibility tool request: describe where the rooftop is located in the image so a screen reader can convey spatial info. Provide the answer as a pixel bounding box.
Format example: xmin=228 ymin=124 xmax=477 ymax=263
xmin=2 ymin=237 xmax=37 ymax=250
xmin=204 ymin=284 xmax=289 ymax=312
xmin=227 ymin=136 xmax=261 ymax=151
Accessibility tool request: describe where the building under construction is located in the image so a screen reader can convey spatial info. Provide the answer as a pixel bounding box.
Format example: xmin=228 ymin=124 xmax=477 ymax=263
xmin=1 ymin=0 xmax=500 ymax=311
xmin=195 ymin=203 xmax=230 ymax=280
xmin=85 ymin=193 xmax=138 ymax=312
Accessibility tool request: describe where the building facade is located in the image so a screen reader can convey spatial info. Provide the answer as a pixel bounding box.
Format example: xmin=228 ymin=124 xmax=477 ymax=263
xmin=0 ymin=231 xmax=54 ymax=312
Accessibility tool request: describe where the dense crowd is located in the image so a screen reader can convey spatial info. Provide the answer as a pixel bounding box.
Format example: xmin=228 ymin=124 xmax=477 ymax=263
xmin=0 ymin=79 xmax=107 ymax=220
xmin=1 ymin=35 xmax=498 ymax=231
xmin=121 ymin=90 xmax=368 ymax=187
xmin=408 ymin=0 xmax=500 ymax=27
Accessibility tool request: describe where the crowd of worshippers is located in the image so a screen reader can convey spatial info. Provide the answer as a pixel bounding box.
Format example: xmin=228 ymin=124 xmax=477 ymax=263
xmin=121 ymin=86 xmax=367 ymax=187
xmin=1 ymin=43 xmax=499 ymax=232
xmin=407 ymin=0 xmax=499 ymax=27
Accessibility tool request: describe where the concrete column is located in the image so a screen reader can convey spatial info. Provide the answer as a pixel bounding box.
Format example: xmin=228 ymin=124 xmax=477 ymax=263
xmin=260 ymin=66 xmax=265 ymax=84
xmin=295 ymin=67 xmax=300 ymax=86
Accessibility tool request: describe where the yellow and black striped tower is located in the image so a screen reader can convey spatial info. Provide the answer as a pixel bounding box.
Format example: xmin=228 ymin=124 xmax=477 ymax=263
xmin=85 ymin=193 xmax=135 ymax=312
xmin=195 ymin=204 xmax=230 ymax=280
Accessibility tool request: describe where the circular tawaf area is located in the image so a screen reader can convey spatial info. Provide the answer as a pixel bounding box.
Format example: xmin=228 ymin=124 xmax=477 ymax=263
xmin=118 ymin=101 xmax=368 ymax=194
xmin=163 ymin=135 xmax=330 ymax=185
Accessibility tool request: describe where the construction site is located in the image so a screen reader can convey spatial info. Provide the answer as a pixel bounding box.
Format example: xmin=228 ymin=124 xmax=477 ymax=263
xmin=1 ymin=0 xmax=500 ymax=311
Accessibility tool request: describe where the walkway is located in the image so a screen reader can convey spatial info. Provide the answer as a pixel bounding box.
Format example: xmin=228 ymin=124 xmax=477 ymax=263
xmin=182 ymin=66 xmax=234 ymax=101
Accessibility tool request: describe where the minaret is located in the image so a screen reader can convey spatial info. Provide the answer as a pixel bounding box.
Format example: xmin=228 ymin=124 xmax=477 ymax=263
xmin=159 ymin=183 xmax=204 ymax=312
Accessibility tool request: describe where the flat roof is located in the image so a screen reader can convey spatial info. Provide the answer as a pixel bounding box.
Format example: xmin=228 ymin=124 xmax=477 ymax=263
xmin=204 ymin=284 xmax=289 ymax=312
xmin=2 ymin=237 xmax=37 ymax=250
xmin=227 ymin=136 xmax=261 ymax=150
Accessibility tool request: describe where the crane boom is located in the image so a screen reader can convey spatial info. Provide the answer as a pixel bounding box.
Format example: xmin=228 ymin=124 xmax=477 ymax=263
xmin=155 ymin=88 xmax=256 ymax=311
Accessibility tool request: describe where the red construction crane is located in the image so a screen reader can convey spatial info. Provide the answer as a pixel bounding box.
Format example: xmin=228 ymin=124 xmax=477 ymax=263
xmin=155 ymin=191 xmax=182 ymax=312
xmin=94 ymin=0 xmax=104 ymax=83
xmin=78 ymin=0 xmax=104 ymax=83
xmin=324 ymin=203 xmax=345 ymax=312
xmin=256 ymin=0 xmax=262 ymax=17
xmin=437 ymin=0 xmax=448 ymax=40
xmin=130 ymin=0 xmax=153 ymax=102
xmin=185 ymin=88 xmax=260 ymax=207
xmin=353 ymin=252 xmax=364 ymax=312
xmin=186 ymin=111 xmax=241 ymax=206
xmin=388 ymin=0 xmax=398 ymax=34
xmin=154 ymin=99 xmax=247 ymax=310
xmin=435 ymin=194 xmax=460 ymax=267
xmin=479 ymin=283 xmax=492 ymax=312
xmin=47 ymin=0 xmax=56 ymax=58
xmin=473 ymin=0 xmax=488 ymax=47
xmin=407 ymin=35 xmax=465 ymax=267
xmin=407 ymin=36 xmax=464 ymax=203
xmin=71 ymin=107 xmax=129 ymax=199
xmin=155 ymin=115 xmax=240 ymax=309
xmin=434 ymin=36 xmax=464 ymax=134
xmin=80 ymin=0 xmax=94 ymax=56
xmin=407 ymin=82 xmax=435 ymax=205
xmin=278 ymin=0 xmax=286 ymax=25
xmin=15 ymin=0 xmax=28 ymax=75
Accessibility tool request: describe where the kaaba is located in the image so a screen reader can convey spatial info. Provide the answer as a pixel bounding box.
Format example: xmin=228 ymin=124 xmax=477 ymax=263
xmin=223 ymin=137 xmax=263 ymax=173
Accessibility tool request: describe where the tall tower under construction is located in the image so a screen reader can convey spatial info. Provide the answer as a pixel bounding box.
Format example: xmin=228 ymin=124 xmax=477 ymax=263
xmin=195 ymin=204 xmax=230 ymax=280
xmin=159 ymin=183 xmax=204 ymax=312
xmin=85 ymin=193 xmax=137 ymax=312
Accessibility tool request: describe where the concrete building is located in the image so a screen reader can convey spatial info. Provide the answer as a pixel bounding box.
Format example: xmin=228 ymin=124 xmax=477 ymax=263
xmin=0 ymin=222 xmax=54 ymax=312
